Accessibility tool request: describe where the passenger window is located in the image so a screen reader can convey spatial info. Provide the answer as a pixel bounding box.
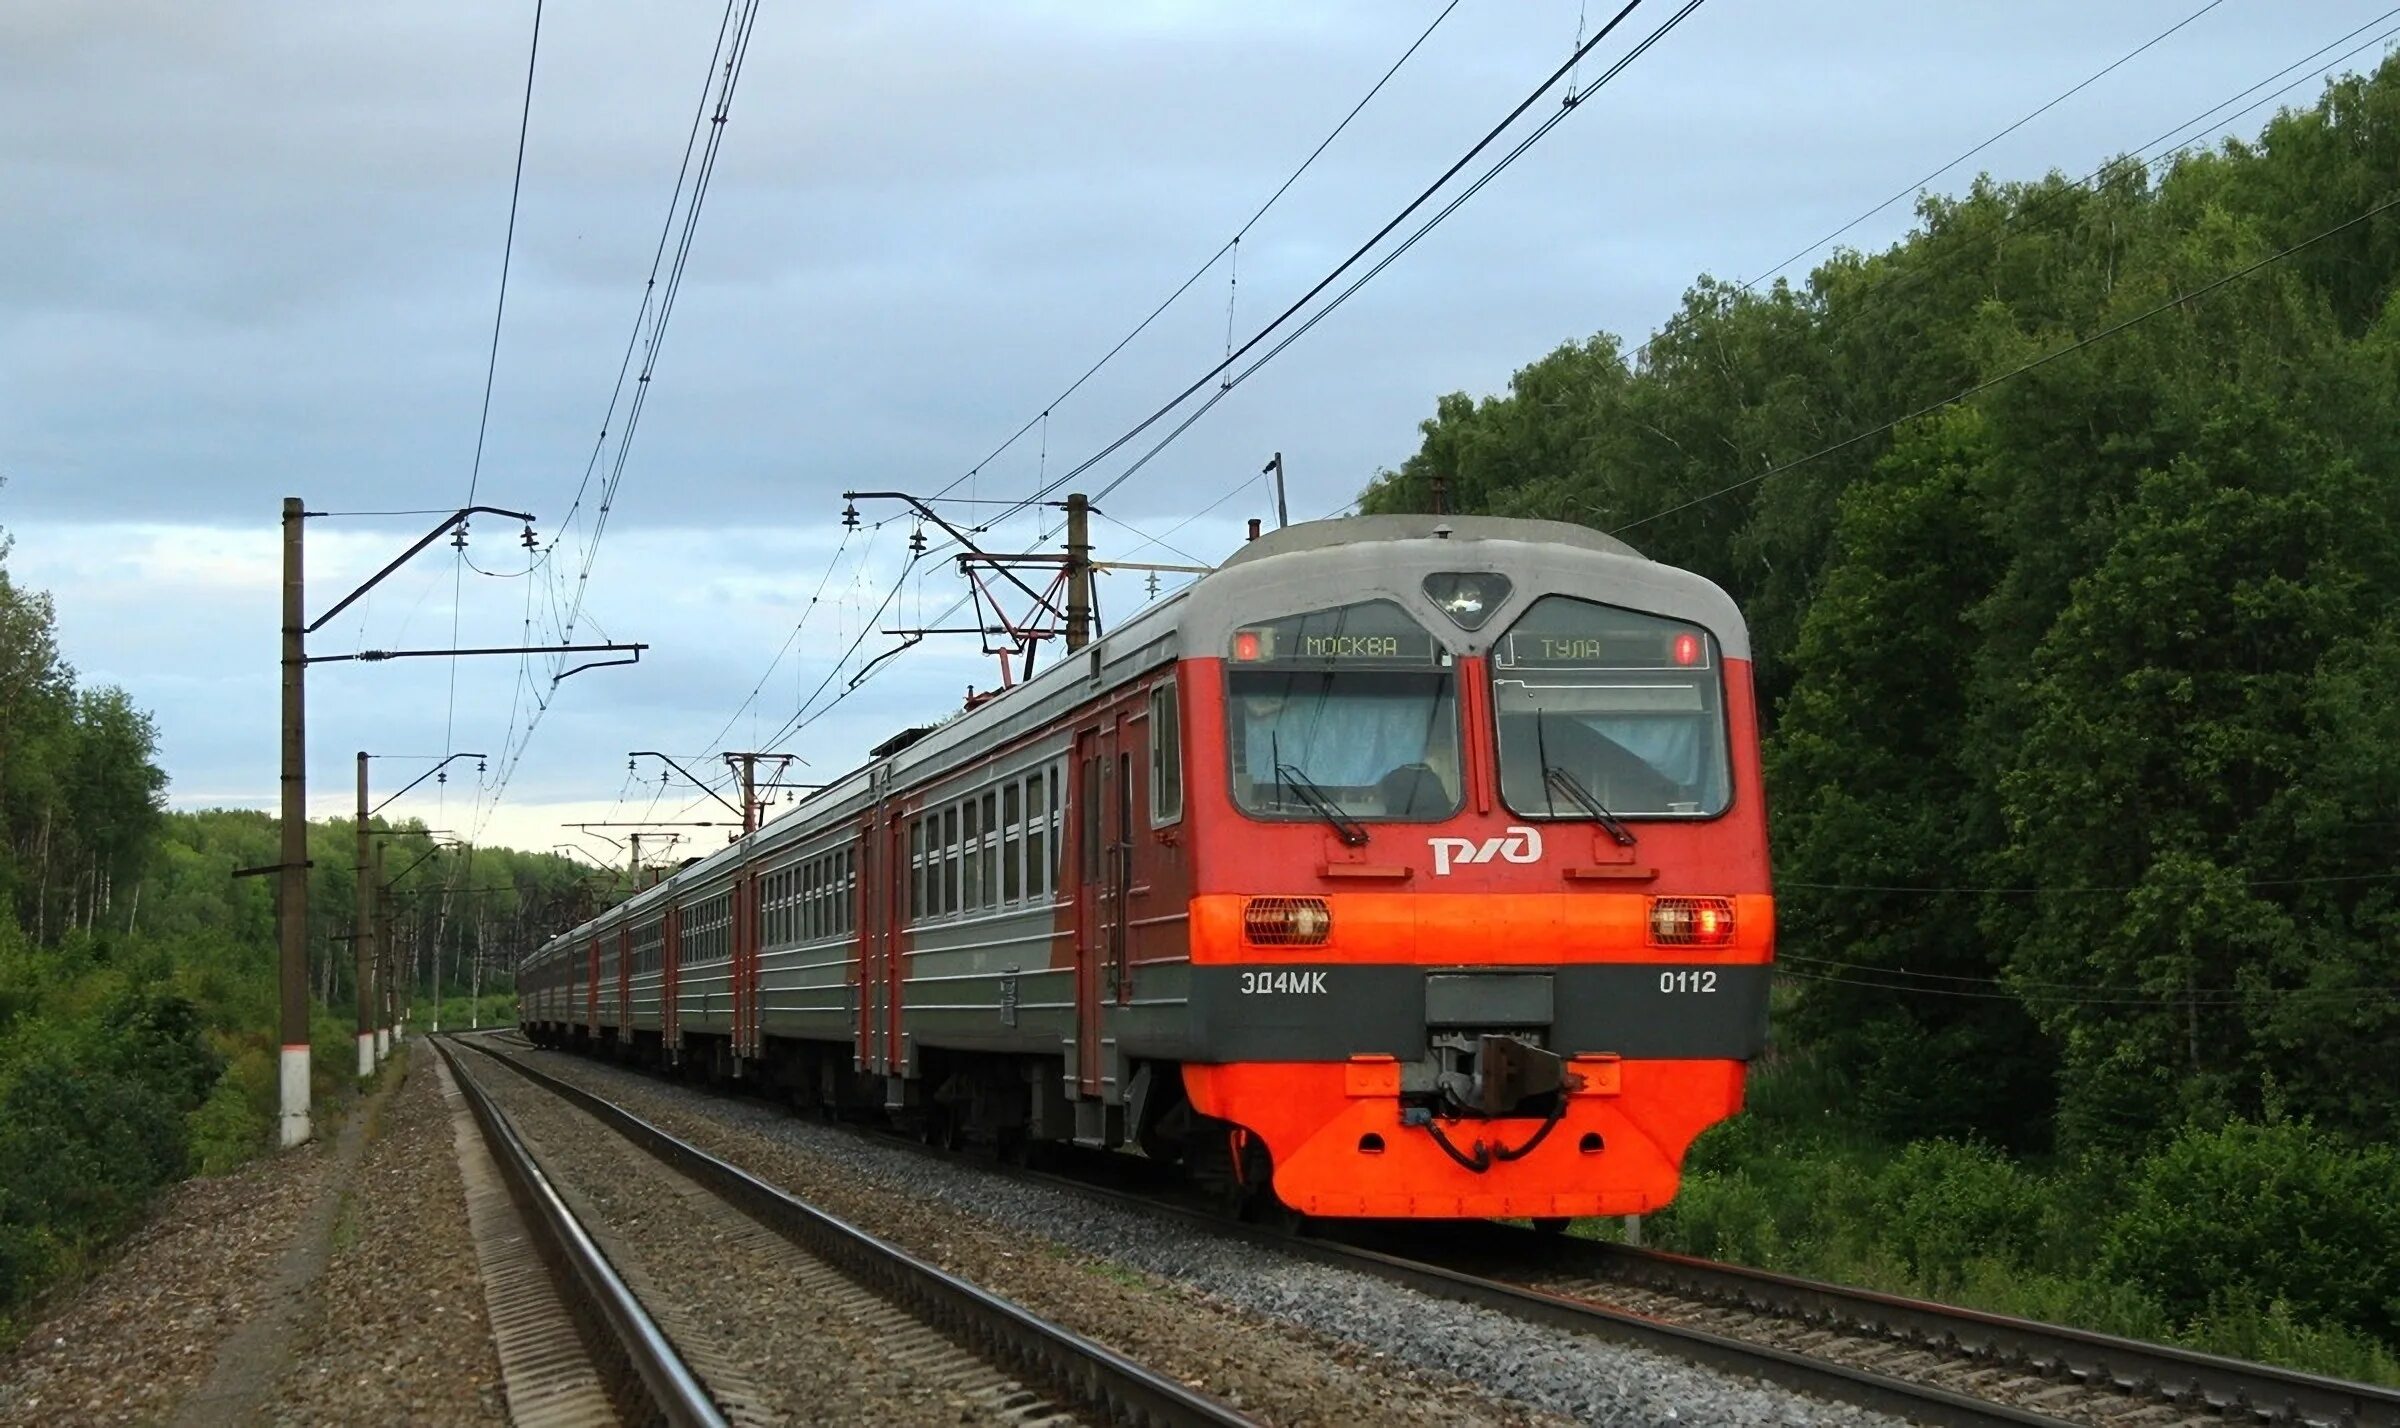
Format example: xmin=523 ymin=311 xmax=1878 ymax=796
xmin=1024 ymin=772 xmax=1047 ymax=900
xmin=1149 ymin=681 xmax=1183 ymax=825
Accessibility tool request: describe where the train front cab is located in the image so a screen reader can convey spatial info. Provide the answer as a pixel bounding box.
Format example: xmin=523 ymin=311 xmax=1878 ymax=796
xmin=1169 ymin=524 xmax=1773 ymax=1220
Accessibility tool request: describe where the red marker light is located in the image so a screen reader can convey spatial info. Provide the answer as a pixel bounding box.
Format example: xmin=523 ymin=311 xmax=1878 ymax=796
xmin=1233 ymin=630 xmax=1263 ymax=661
xmin=1671 ymin=632 xmax=1702 ymax=666
xmin=1649 ymin=896 xmax=1736 ymax=947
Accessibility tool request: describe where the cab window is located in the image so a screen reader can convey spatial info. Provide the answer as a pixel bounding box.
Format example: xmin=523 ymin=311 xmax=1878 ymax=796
xmin=1225 ymin=599 xmax=1461 ymax=822
xmin=1492 ymin=595 xmax=1730 ymax=818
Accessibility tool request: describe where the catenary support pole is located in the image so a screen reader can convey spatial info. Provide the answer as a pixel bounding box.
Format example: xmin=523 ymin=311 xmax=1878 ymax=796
xmin=1063 ymin=492 xmax=1092 ymax=652
xmin=1265 ymin=452 xmax=1288 ymax=528
xmin=278 ymin=497 xmax=311 ymax=1148
xmin=374 ymin=841 xmax=392 ymax=1062
xmin=354 ymin=753 xmax=374 ymax=1079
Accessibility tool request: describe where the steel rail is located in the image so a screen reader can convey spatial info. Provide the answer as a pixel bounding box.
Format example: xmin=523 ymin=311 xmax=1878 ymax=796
xmin=471 ymin=1030 xmax=2398 ymax=1427
xmin=466 ymin=1032 xmax=2058 ymax=1428
xmin=1012 ymin=1172 xmax=2073 ymax=1428
xmin=1491 ymin=1231 xmax=2400 ymax=1428
xmin=459 ymin=1040 xmax=1254 ymax=1428
xmin=432 ymin=1038 xmax=727 ymax=1428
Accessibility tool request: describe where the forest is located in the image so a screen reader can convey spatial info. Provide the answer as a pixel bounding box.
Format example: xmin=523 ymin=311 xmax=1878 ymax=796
xmin=0 ymin=522 xmax=592 ymax=1334
xmin=1361 ymin=60 xmax=2400 ymax=1375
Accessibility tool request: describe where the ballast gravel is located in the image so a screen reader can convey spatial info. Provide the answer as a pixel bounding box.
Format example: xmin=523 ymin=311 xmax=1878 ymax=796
xmin=478 ymin=1043 xmax=1547 ymax=1427
xmin=268 ymin=1050 xmax=507 ymax=1425
xmin=504 ymin=1042 xmax=1905 ymax=1428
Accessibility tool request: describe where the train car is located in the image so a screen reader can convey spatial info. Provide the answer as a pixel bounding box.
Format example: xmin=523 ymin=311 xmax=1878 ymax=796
xmin=524 ymin=513 xmax=1773 ymax=1221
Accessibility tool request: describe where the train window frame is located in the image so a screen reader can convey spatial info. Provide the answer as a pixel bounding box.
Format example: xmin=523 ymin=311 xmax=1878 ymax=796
xmin=1025 ymin=769 xmax=1049 ymax=901
xmin=1224 ymin=666 xmax=1464 ymax=825
xmin=1489 ymin=594 xmax=1735 ymax=823
xmin=979 ymin=792 xmax=999 ymax=910
xmin=941 ymin=806 xmax=960 ymax=916
xmin=1149 ymin=678 xmax=1183 ymax=827
xmin=1222 ymin=598 xmax=1464 ymax=826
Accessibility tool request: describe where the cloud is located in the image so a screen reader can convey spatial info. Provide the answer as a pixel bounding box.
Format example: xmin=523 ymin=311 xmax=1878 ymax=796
xmin=4 ymin=0 xmax=2381 ymax=845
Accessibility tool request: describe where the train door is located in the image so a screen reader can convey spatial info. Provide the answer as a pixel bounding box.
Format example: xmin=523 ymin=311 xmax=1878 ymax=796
xmin=586 ymin=936 xmax=600 ymax=1034
xmin=858 ymin=797 xmax=896 ymax=1077
xmin=1073 ymin=718 xmax=1126 ymax=1097
xmin=663 ymin=906 xmax=682 ymax=1062
xmin=616 ymin=926 xmax=631 ymax=1031
xmin=733 ymin=870 xmax=757 ymax=1066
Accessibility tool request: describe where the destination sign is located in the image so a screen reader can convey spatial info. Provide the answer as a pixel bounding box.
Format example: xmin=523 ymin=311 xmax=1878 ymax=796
xmin=1496 ymin=595 xmax=1713 ymax=670
xmin=1232 ymin=598 xmax=1441 ymax=665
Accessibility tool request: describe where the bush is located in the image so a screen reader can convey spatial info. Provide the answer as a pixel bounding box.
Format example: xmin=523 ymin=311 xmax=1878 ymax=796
xmin=188 ymin=1046 xmax=273 ymax=1175
xmin=0 ymin=1049 xmax=188 ymax=1312
xmin=1657 ymin=1169 xmax=1785 ymax=1264
xmin=2098 ymin=1120 xmax=2400 ymax=1343
xmin=1872 ymin=1139 xmax=2045 ymax=1292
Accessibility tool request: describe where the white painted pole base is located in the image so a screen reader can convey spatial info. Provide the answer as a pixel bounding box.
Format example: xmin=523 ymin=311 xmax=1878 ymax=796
xmin=376 ymin=1027 xmax=390 ymax=1061
xmin=279 ymin=1044 xmax=312 ymax=1148
xmin=357 ymin=1032 xmax=375 ymax=1079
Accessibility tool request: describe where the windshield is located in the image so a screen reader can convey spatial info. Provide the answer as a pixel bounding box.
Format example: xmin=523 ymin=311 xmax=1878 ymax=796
xmin=1493 ymin=595 xmax=1730 ymax=818
xmin=1226 ymin=599 xmax=1461 ymax=822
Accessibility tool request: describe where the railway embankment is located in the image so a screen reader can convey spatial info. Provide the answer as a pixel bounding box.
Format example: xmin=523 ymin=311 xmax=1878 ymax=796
xmin=0 ymin=1046 xmax=506 ymax=1426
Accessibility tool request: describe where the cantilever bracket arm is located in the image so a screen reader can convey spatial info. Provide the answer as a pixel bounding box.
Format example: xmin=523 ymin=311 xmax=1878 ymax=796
xmin=306 ymin=641 xmax=643 ymax=668
xmin=847 ymin=633 xmax=923 ymax=690
xmin=370 ymin=751 xmax=489 ymax=818
xmin=306 ymin=505 xmax=536 ymax=635
xmin=554 ymin=643 xmax=647 ymax=684
xmin=629 ymin=750 xmax=742 ymax=820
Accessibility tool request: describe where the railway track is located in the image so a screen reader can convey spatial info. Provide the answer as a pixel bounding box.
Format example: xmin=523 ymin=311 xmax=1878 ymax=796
xmin=466 ymin=1033 xmax=2400 ymax=1428
xmin=449 ymin=1037 xmax=1253 ymax=1428
xmin=1428 ymin=1227 xmax=2400 ymax=1428
xmin=435 ymin=1037 xmax=724 ymax=1427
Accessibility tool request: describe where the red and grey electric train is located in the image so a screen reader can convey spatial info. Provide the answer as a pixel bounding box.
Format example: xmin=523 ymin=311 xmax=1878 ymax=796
xmin=521 ymin=514 xmax=1773 ymax=1220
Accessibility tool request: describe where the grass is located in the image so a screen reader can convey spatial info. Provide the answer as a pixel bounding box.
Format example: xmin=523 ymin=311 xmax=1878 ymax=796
xmin=1631 ymin=1056 xmax=2400 ymax=1387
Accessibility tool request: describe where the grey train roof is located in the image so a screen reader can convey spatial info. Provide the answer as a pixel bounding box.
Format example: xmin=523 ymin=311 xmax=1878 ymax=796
xmin=1190 ymin=513 xmax=1746 ymax=662
xmin=529 ymin=513 xmax=1746 ymax=954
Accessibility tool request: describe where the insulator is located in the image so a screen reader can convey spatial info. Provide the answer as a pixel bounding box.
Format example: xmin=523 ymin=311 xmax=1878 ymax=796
xmin=451 ymin=521 xmax=470 ymax=549
xmin=521 ymin=525 xmax=539 ymax=549
xmin=476 ymin=758 xmax=487 ymax=775
xmin=909 ymin=525 xmax=928 ymax=555
xmin=841 ymin=502 xmax=861 ymax=529
xmin=437 ymin=769 xmax=447 ymax=785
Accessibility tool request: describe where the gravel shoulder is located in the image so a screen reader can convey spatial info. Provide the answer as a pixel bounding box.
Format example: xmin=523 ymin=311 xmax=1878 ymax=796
xmin=496 ymin=1042 xmax=1900 ymax=1428
xmin=267 ymin=1048 xmax=508 ymax=1425
xmin=0 ymin=1071 xmax=387 ymax=1427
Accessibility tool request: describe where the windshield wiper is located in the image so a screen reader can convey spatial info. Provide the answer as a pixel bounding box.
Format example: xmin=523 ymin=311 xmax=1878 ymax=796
xmin=1546 ymin=767 xmax=1636 ymax=846
xmin=1536 ymin=711 xmax=1635 ymax=846
xmin=1275 ymin=761 xmax=1370 ymax=847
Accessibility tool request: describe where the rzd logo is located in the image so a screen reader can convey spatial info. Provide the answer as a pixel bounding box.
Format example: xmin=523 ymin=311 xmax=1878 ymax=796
xmin=1428 ymin=825 xmax=1544 ymax=876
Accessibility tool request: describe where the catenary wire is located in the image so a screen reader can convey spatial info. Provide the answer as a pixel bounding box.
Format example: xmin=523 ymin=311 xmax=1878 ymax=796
xmin=836 ymin=5 xmax=1690 ymax=718
xmin=923 ymin=0 xmax=1466 ymax=506
xmin=992 ymin=0 xmax=1670 ymax=526
xmin=471 ymin=1 xmax=760 ymax=838
xmin=1739 ymin=0 xmax=2231 ymax=299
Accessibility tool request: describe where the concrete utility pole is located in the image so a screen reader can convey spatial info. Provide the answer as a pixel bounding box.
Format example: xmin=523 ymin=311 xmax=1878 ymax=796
xmin=1064 ymin=491 xmax=1093 ymax=653
xmin=272 ymin=496 xmax=642 ymax=1129
xmin=354 ymin=752 xmax=374 ymax=1080
xmin=430 ymin=846 xmax=466 ymax=1033
xmin=471 ymin=910 xmax=488 ymax=1030
xmin=278 ymin=498 xmax=311 ymax=1148
xmin=373 ymin=841 xmax=392 ymax=1062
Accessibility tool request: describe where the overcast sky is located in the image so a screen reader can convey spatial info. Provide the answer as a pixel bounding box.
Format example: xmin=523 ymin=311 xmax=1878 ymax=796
xmin=4 ymin=1 xmax=2392 ymax=859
